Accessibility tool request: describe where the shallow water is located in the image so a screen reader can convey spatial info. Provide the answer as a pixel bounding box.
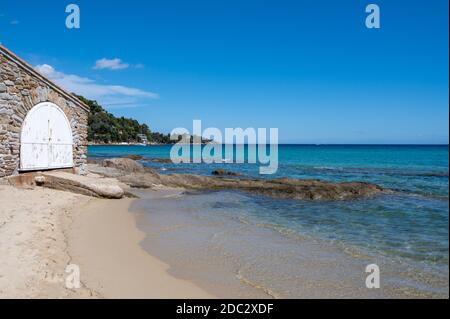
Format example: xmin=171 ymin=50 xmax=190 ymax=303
xmin=130 ymin=189 xmax=448 ymax=298
xmin=91 ymin=144 xmax=449 ymax=297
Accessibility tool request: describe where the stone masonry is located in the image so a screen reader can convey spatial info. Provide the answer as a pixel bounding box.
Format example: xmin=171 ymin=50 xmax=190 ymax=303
xmin=0 ymin=45 xmax=89 ymax=177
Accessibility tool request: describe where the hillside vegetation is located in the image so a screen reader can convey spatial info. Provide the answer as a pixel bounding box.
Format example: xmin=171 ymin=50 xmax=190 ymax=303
xmin=76 ymin=95 xmax=174 ymax=144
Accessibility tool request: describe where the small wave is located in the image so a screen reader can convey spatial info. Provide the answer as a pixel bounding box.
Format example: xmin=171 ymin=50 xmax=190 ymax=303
xmin=308 ymin=166 xmax=448 ymax=178
xmin=235 ymin=269 xmax=281 ymax=299
xmin=413 ymin=172 xmax=449 ymax=177
xmin=387 ymin=188 xmax=449 ymax=201
xmin=161 ymin=192 xmax=186 ymax=199
xmin=313 ymin=166 xmax=343 ymax=171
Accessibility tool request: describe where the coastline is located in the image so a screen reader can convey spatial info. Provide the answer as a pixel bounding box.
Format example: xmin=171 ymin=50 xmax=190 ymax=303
xmin=131 ymin=188 xmax=449 ymax=299
xmin=2 ymin=182 xmax=447 ymax=299
xmin=66 ymin=191 xmax=214 ymax=299
xmin=0 ymin=184 xmax=213 ymax=298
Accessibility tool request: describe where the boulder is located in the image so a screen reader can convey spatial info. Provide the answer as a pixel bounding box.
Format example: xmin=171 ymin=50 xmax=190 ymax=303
xmin=34 ymin=175 xmax=45 ymax=186
xmin=102 ymin=158 xmax=144 ymax=173
xmin=41 ymin=171 xmax=125 ymax=199
xmin=211 ymin=169 xmax=240 ymax=176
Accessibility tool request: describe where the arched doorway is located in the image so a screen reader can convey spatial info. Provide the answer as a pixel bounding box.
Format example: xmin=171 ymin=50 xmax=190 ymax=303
xmin=20 ymin=102 xmax=74 ymax=171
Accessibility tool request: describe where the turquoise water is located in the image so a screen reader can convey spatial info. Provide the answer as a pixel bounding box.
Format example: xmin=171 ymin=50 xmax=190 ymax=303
xmin=89 ymin=144 xmax=449 ymax=297
xmin=89 ymin=144 xmax=448 ymax=196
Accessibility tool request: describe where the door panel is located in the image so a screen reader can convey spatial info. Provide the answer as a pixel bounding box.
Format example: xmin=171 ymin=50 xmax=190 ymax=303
xmin=20 ymin=143 xmax=49 ymax=170
xmin=48 ymin=105 xmax=73 ymax=168
xmin=20 ymin=102 xmax=73 ymax=171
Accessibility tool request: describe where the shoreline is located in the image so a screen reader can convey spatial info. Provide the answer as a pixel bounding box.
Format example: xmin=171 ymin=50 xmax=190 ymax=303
xmin=0 ymin=184 xmax=214 ymax=298
xmin=129 ymin=188 xmax=279 ymax=299
xmin=1 ymin=182 xmax=447 ymax=298
xmin=1 ymin=181 xmax=448 ymax=298
xmin=66 ymin=192 xmax=215 ymax=299
xmin=131 ymin=188 xmax=449 ymax=299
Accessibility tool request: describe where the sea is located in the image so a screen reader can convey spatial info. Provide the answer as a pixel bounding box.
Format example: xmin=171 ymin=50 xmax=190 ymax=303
xmin=88 ymin=144 xmax=449 ymax=298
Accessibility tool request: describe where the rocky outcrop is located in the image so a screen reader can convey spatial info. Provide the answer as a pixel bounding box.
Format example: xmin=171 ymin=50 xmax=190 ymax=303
xmin=40 ymin=171 xmax=124 ymax=199
xmin=90 ymin=158 xmax=385 ymax=201
xmin=211 ymin=169 xmax=241 ymax=176
xmin=6 ymin=170 xmax=125 ymax=198
xmin=120 ymin=172 xmax=383 ymax=200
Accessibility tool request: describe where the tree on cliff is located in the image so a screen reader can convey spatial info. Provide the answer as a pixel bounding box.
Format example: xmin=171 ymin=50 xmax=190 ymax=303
xmin=75 ymin=95 xmax=174 ymax=144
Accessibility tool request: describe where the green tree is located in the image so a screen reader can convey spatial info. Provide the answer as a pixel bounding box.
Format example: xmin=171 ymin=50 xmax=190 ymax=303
xmin=75 ymin=95 xmax=176 ymax=144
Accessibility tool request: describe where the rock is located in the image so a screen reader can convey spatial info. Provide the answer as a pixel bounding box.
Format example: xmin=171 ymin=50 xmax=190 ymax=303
xmin=41 ymin=171 xmax=124 ymax=199
xmin=4 ymin=80 xmax=14 ymax=86
xmin=212 ymin=169 xmax=240 ymax=176
xmin=87 ymin=158 xmax=102 ymax=164
xmin=102 ymin=158 xmax=144 ymax=173
xmin=126 ymin=180 xmax=153 ymax=189
xmin=124 ymin=155 xmax=144 ymax=160
xmin=0 ymin=93 xmax=12 ymax=100
xmin=0 ymin=83 xmax=6 ymax=92
xmin=86 ymin=163 xmax=125 ymax=178
xmin=34 ymin=175 xmax=45 ymax=186
xmin=142 ymin=157 xmax=173 ymax=164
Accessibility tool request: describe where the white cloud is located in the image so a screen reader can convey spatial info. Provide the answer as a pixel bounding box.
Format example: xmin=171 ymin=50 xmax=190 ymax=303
xmin=34 ymin=64 xmax=158 ymax=107
xmin=93 ymin=58 xmax=129 ymax=70
xmin=10 ymin=20 xmax=19 ymax=25
xmin=134 ymin=63 xmax=145 ymax=69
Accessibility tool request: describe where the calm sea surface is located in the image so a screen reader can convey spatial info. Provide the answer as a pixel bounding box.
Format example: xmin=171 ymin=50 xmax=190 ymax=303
xmin=89 ymin=145 xmax=449 ymax=298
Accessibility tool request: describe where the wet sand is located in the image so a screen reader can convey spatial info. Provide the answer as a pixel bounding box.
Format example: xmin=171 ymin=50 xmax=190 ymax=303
xmin=67 ymin=191 xmax=214 ymax=298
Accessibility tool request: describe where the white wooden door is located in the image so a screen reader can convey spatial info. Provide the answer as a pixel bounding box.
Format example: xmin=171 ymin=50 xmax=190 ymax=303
xmin=20 ymin=102 xmax=73 ymax=171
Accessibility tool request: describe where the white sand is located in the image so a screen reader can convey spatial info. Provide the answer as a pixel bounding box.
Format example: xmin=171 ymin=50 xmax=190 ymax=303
xmin=0 ymin=184 xmax=95 ymax=298
xmin=0 ymin=183 xmax=213 ymax=298
xmin=67 ymin=197 xmax=214 ymax=298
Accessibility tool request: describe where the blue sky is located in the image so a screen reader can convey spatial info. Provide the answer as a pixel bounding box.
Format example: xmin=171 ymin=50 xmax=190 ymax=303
xmin=1 ymin=0 xmax=448 ymax=143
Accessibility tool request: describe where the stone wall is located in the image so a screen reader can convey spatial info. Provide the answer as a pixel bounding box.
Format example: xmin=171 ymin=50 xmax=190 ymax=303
xmin=0 ymin=49 xmax=89 ymax=177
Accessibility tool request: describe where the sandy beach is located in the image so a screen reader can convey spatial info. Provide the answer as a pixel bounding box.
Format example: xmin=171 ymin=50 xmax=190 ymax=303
xmin=67 ymin=194 xmax=213 ymax=298
xmin=0 ymin=184 xmax=94 ymax=298
xmin=0 ymin=183 xmax=213 ymax=298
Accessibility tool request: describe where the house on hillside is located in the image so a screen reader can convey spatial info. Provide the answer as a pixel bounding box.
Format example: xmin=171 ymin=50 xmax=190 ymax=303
xmin=137 ymin=134 xmax=148 ymax=145
xmin=0 ymin=45 xmax=89 ymax=177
